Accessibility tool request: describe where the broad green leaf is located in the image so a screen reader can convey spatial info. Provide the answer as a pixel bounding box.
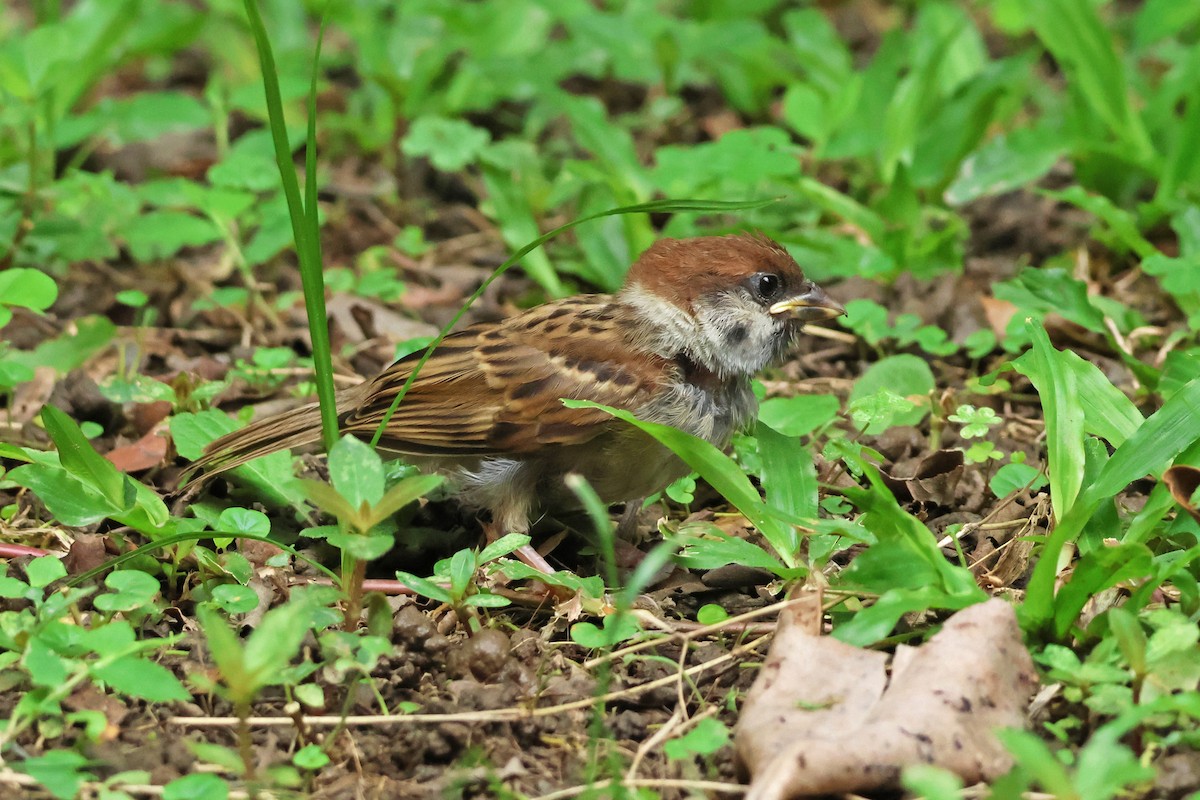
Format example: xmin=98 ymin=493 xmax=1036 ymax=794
xmin=0 ymin=268 xmax=57 ymax=311
xmin=325 ymin=530 xmax=393 ymax=561
xmin=93 ymin=656 xmax=191 ymax=702
xmin=1023 ymin=375 xmax=1200 ymax=637
xmin=41 ymin=405 xmax=129 ymax=509
xmin=4 ymin=315 xmax=115 ymax=375
xmin=298 ymin=480 xmax=360 ymax=529
xmin=14 ymin=751 xmax=92 ymax=800
xmin=1012 ymin=324 xmax=1143 ymax=493
xmin=172 ymin=411 xmax=307 ymax=508
xmin=163 ymin=772 xmax=229 ymax=800
xmin=328 ymin=436 xmax=384 ymax=510
xmin=215 ymin=507 xmax=270 ymax=537
xmin=242 ymin=596 xmax=320 ymax=684
xmin=674 ymin=530 xmax=790 ymax=574
xmin=370 ymin=473 xmax=444 ymax=525
xmin=756 ymin=422 xmax=817 ymax=523
xmin=26 ymin=555 xmax=66 ymax=589
xmin=945 ymin=127 xmax=1063 ymax=205
xmin=393 ymin=570 xmax=454 ymax=604
xmin=1021 ymin=321 xmax=1085 ymax=520
xmin=94 ymin=570 xmax=160 ymax=613
xmin=8 ymin=462 xmax=124 ymax=527
xmin=478 ymin=533 xmax=531 ymax=564
xmin=758 ymin=394 xmax=840 ymax=438
xmin=402 ymin=115 xmax=491 ymax=172
xmin=848 ymin=355 xmax=935 ymax=434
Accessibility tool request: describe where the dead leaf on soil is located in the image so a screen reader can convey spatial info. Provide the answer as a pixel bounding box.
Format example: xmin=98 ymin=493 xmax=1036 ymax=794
xmin=881 ymin=448 xmax=966 ymax=506
xmin=104 ymin=425 xmax=169 ymax=472
xmin=735 ymin=597 xmax=1037 ymax=799
xmin=1164 ymin=465 xmax=1200 ymax=524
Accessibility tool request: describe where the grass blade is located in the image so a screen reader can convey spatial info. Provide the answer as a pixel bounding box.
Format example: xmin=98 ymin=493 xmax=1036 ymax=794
xmin=243 ymin=0 xmax=339 ymax=452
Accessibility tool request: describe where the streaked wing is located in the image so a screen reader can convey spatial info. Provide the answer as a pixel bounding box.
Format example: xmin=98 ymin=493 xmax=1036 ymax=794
xmin=340 ymin=296 xmax=670 ymax=456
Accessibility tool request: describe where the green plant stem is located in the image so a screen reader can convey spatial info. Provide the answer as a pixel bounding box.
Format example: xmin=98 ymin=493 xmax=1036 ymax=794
xmin=342 ymin=553 xmax=366 ymax=632
xmin=236 ymin=701 xmax=256 ymax=782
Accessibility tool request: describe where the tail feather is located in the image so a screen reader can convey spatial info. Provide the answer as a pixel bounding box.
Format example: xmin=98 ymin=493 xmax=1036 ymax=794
xmin=184 ymin=400 xmax=330 ymax=486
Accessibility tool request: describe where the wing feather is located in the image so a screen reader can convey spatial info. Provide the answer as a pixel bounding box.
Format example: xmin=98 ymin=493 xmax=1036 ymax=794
xmin=339 ymin=297 xmax=672 ymax=456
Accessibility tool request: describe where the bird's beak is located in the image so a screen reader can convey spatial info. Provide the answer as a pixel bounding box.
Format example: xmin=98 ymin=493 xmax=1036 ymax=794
xmin=769 ymin=284 xmax=845 ymax=321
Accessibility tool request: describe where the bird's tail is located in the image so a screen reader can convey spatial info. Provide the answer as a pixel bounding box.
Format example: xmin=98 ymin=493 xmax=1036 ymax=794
xmin=184 ymin=399 xmax=333 ymax=486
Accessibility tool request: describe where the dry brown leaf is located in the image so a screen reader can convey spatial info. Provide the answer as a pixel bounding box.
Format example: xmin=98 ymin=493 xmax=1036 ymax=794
xmin=1164 ymin=465 xmax=1200 ymax=524
xmin=735 ymin=598 xmax=1037 ymax=799
xmin=104 ymin=426 xmax=169 ymax=472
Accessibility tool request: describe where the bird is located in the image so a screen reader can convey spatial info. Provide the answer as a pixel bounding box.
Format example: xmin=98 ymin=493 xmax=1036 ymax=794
xmin=189 ymin=233 xmax=844 ymax=554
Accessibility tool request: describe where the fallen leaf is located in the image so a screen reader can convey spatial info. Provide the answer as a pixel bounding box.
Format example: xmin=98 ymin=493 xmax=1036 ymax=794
xmin=736 ymin=597 xmax=1037 ymax=799
xmin=1164 ymin=465 xmax=1200 ymax=524
xmin=104 ymin=426 xmax=169 ymax=472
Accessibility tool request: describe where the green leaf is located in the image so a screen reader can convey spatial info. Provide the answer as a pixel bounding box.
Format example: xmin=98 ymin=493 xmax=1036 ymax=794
xmin=241 ymin=596 xmax=320 ymax=686
xmin=26 ymin=555 xmax=66 ymax=589
xmin=0 ymin=268 xmax=57 ymax=311
xmin=756 ymin=422 xmax=817 ymax=522
xmin=325 ymin=530 xmax=393 ymax=561
xmin=293 ymin=744 xmax=330 ymax=770
xmin=8 ymin=462 xmax=124 ymax=527
xmin=848 ymin=355 xmax=935 ymax=434
xmin=1106 ymin=607 xmax=1147 ymax=676
xmin=478 ymin=533 xmax=531 ymax=564
xmin=298 ymin=480 xmax=361 ymax=528
xmin=369 ymin=473 xmax=444 ymax=526
xmin=328 ymin=435 xmax=385 ymax=510
xmin=24 ymin=635 xmax=70 ymax=687
xmin=211 ymin=584 xmax=260 ymax=615
xmin=448 ymin=549 xmax=476 ymax=598
xmin=171 ymin=411 xmax=305 ymax=508
xmin=94 ymin=655 xmax=191 ymax=701
xmin=1021 ymin=0 xmax=1155 ymax=166
xmin=215 ymin=507 xmax=270 ymax=537
xmin=94 ymin=569 xmax=160 ymax=613
xmin=1023 ymin=374 xmax=1200 ymax=637
xmin=563 ymin=399 xmax=799 ymax=569
xmin=401 ymin=116 xmax=491 ymax=172
xmin=163 ymin=772 xmax=230 ymax=800
xmin=194 ymin=605 xmax=249 ymax=697
xmin=122 ymin=210 xmax=222 ymax=261
xmin=571 ymin=611 xmax=642 ymax=648
xmin=41 ymin=405 xmax=130 ymax=509
xmin=1042 ymin=187 xmax=1156 ymax=259
xmin=758 ymin=394 xmax=840 ymax=438
xmin=15 ymin=751 xmax=92 ymax=800
xmin=1018 ymin=346 xmax=1142 ymax=449
xmin=1020 ymin=321 xmax=1086 ymax=521
xmin=836 ymin=462 xmax=985 ymax=644
xmin=989 ymin=462 xmax=1049 ymax=497
xmin=1053 ymin=544 xmax=1153 ymax=636
xmin=663 ymin=717 xmax=730 ymax=759
xmin=945 ymin=127 xmax=1063 ymax=204
xmin=393 ymin=571 xmax=453 ymax=604
xmin=674 ymin=529 xmax=789 ymax=574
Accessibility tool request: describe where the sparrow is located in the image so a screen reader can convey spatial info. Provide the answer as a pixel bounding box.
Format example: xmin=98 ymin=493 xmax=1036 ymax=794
xmin=190 ymin=234 xmax=843 ymax=543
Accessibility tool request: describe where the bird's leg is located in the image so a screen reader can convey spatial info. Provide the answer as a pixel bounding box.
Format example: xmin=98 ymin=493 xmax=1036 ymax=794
xmin=616 ymin=499 xmax=647 ymax=543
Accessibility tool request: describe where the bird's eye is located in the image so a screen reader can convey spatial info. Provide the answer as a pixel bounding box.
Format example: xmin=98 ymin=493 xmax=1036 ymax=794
xmin=753 ymin=273 xmax=781 ymax=301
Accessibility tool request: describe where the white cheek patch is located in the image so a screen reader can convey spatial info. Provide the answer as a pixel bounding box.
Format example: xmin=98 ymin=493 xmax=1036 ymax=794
xmin=620 ymin=283 xmax=786 ymax=377
xmin=695 ymin=294 xmax=782 ymax=376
